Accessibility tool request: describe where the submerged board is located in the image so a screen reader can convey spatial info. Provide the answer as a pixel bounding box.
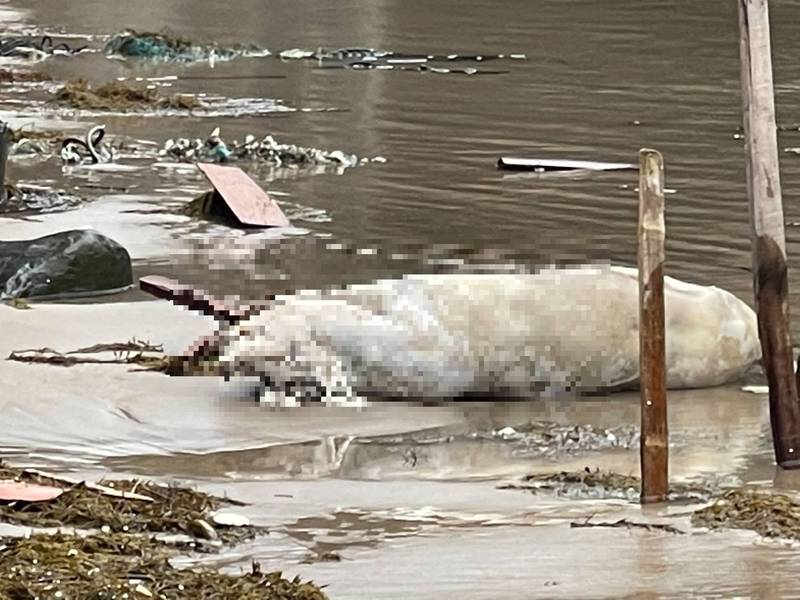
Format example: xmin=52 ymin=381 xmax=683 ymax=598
xmin=497 ymin=157 xmax=637 ymax=172
xmin=197 ymin=162 xmax=291 ymax=228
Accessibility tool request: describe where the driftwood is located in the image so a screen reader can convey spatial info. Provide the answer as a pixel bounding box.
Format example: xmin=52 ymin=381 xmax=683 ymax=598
xmin=570 ymin=517 xmax=684 ymax=535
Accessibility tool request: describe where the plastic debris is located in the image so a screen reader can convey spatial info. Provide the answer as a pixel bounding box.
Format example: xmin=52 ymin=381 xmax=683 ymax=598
xmin=279 ymin=46 xmax=525 ymax=75
xmin=0 ymin=35 xmax=87 ymax=59
xmin=211 ymin=511 xmax=251 ymax=527
xmin=159 ymin=128 xmax=371 ymax=169
xmin=497 ymin=157 xmax=638 ymax=172
xmin=0 ymin=480 xmax=64 ymax=503
xmin=60 ymin=125 xmax=116 ymax=165
xmin=105 ymin=29 xmax=268 ymax=63
xmin=741 ymin=385 xmax=769 ymax=394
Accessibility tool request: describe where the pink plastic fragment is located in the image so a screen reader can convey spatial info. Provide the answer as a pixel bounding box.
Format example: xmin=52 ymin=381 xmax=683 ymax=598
xmin=0 ymin=480 xmax=64 ymax=502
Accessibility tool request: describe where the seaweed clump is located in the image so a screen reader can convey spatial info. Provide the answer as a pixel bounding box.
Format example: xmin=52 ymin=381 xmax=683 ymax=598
xmin=0 ymin=464 xmax=261 ymax=545
xmin=0 ymin=534 xmax=328 ymax=599
xmin=500 ymin=467 xmax=713 ymax=502
xmin=0 ymin=463 xmax=328 ymax=598
xmin=53 ymin=79 xmax=199 ymax=111
xmin=692 ymin=488 xmax=800 ymax=541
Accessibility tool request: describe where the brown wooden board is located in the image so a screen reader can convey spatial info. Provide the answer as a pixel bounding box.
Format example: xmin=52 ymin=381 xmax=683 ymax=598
xmin=197 ymin=162 xmax=291 ymax=228
xmin=139 ymin=275 xmax=249 ymax=324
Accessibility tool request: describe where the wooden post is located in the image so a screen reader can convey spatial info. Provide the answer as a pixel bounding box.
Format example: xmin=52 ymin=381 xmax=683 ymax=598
xmin=738 ymin=0 xmax=800 ymax=468
xmin=638 ymin=148 xmax=668 ymax=503
xmin=0 ymin=121 xmax=8 ymax=206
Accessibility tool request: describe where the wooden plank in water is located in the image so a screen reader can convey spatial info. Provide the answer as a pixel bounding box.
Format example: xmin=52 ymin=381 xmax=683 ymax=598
xmin=197 ymin=162 xmax=291 ymax=228
xmin=139 ymin=275 xmax=249 ymax=324
xmin=497 ymin=157 xmax=637 ymax=172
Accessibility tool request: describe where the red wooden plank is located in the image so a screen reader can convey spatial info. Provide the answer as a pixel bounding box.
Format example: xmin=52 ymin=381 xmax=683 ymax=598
xmin=139 ymin=275 xmax=249 ymax=324
xmin=197 ymin=163 xmax=291 ymax=228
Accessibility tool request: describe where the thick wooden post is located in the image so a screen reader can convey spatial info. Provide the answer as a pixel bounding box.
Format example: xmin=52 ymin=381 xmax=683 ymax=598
xmin=738 ymin=0 xmax=800 ymax=468
xmin=638 ymin=148 xmax=668 ymax=503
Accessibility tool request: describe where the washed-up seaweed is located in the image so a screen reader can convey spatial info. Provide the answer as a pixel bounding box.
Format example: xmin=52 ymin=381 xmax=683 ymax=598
xmin=7 ymin=339 xmax=176 ymax=372
xmin=0 ymin=464 xmax=324 ymax=596
xmin=53 ymin=79 xmax=199 ymax=112
xmin=0 ymin=536 xmax=327 ymax=600
xmin=0 ymin=463 xmax=262 ymax=546
xmin=499 ymin=467 xmax=714 ymax=502
xmin=161 ymin=128 xmax=384 ymax=169
xmin=0 ymin=463 xmax=326 ymax=599
xmin=692 ymin=488 xmax=800 ymax=541
xmin=105 ymin=29 xmax=267 ymax=63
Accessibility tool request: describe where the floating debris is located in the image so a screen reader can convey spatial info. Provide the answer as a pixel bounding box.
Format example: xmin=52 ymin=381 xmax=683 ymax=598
xmin=193 ymin=162 xmax=291 ymax=228
xmin=7 ymin=339 xmax=171 ymax=371
xmin=279 ymin=46 xmax=525 ymax=75
xmin=0 ymin=35 xmax=87 ymax=59
xmin=160 ymin=128 xmax=381 ymax=170
xmin=0 ymin=183 xmax=83 ymax=214
xmin=692 ymin=489 xmax=800 ymax=541
xmin=479 ymin=421 xmax=640 ymax=458
xmin=497 ymin=157 xmax=637 ymax=172
xmin=499 ymin=468 xmax=714 ymax=502
xmin=570 ymin=517 xmax=684 ymax=535
xmin=53 ymin=79 xmax=200 ymax=112
xmin=105 ymin=29 xmax=269 ymax=63
xmin=60 ymin=124 xmax=116 ymax=165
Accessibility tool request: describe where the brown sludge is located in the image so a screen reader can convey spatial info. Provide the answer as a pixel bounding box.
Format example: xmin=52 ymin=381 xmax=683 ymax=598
xmin=52 ymin=79 xmax=199 ymax=111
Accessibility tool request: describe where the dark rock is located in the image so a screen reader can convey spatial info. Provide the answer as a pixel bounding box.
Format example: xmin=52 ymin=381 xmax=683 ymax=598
xmin=0 ymin=230 xmax=133 ymax=300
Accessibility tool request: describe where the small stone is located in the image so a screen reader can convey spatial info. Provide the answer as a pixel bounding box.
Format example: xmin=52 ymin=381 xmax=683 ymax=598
xmin=188 ymin=518 xmax=219 ymax=540
xmin=134 ymin=584 xmax=153 ymax=598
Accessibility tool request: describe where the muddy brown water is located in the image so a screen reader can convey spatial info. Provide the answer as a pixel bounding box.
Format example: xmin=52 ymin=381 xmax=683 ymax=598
xmin=6 ymin=1 xmax=800 ymax=597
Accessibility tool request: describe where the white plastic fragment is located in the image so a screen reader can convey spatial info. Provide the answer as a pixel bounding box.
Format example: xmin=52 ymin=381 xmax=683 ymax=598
xmin=496 ymin=426 xmax=518 ymax=439
xmin=211 ymin=511 xmax=251 ymax=527
xmin=741 ymin=385 xmax=770 ymax=394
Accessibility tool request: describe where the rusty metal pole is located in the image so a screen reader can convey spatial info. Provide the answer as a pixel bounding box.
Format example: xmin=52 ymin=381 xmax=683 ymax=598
xmin=638 ymin=148 xmax=668 ymax=503
xmin=738 ymin=0 xmax=800 ymax=468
